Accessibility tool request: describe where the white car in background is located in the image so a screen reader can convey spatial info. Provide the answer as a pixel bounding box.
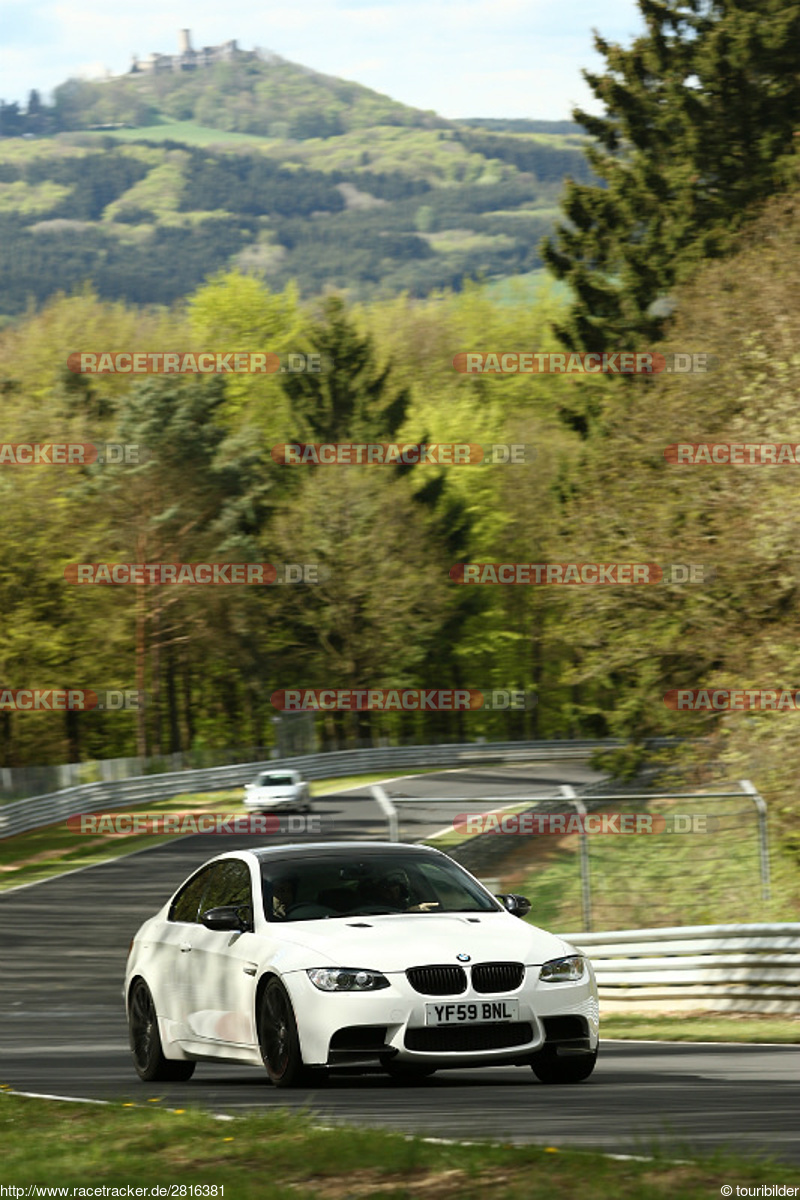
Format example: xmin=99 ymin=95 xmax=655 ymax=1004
xmin=243 ymin=769 xmax=312 ymax=814
xmin=125 ymin=842 xmax=599 ymax=1088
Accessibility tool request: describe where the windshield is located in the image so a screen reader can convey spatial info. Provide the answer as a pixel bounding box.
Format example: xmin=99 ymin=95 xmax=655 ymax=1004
xmin=261 ymin=853 xmax=501 ymax=922
xmin=257 ymin=774 xmax=295 ymax=787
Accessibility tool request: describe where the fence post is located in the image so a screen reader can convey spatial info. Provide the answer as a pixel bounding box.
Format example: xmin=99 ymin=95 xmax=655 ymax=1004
xmin=371 ymin=785 xmax=399 ymax=842
xmin=561 ymin=784 xmax=592 ymax=931
xmin=739 ymin=780 xmax=771 ymax=902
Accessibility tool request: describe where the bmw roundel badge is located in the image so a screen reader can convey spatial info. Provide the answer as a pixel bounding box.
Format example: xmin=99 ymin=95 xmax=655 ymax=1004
xmin=456 ymin=952 xmax=471 ymax=962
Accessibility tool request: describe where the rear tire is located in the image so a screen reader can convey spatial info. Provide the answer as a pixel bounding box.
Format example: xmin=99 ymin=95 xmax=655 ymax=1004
xmin=530 ymin=1045 xmax=597 ymax=1084
xmin=128 ymin=979 xmax=195 ymax=1082
xmin=258 ymin=978 xmax=309 ymax=1087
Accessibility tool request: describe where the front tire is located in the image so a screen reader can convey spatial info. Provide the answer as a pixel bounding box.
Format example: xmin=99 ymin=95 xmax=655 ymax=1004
xmin=258 ymin=978 xmax=309 ymax=1087
xmin=530 ymin=1045 xmax=597 ymax=1084
xmin=128 ymin=979 xmax=195 ymax=1082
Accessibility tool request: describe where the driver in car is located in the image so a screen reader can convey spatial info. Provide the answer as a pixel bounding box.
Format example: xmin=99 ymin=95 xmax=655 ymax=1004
xmin=271 ymin=875 xmax=298 ymax=920
xmin=371 ymin=869 xmax=439 ymax=912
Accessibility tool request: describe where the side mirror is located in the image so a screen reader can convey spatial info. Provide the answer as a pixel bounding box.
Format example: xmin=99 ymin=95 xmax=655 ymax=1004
xmin=496 ymin=893 xmax=531 ymax=918
xmin=201 ymin=905 xmax=249 ymax=932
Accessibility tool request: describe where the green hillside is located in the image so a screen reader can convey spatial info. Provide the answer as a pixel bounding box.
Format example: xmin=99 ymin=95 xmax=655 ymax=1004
xmin=48 ymin=54 xmax=442 ymax=139
xmin=81 ymin=119 xmax=278 ymax=146
xmin=0 ymin=55 xmax=591 ymax=315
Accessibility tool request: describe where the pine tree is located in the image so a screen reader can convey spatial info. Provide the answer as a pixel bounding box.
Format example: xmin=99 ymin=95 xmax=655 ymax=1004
xmin=542 ymin=0 xmax=800 ymax=357
xmin=278 ymin=295 xmax=410 ymax=443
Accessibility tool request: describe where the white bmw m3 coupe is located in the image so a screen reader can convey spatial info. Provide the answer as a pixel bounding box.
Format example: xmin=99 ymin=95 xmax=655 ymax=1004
xmin=125 ymin=842 xmax=599 ymax=1087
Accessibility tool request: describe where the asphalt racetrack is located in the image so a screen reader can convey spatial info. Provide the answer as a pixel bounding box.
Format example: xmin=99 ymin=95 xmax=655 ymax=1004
xmin=2 ymin=762 xmax=799 ymax=1164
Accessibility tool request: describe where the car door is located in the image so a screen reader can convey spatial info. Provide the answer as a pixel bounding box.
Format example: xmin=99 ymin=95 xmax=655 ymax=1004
xmin=151 ymin=863 xmax=217 ymax=1039
xmin=182 ymin=858 xmax=260 ymax=1046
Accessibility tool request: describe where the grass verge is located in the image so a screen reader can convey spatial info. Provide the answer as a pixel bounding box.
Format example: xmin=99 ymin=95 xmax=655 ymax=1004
xmin=0 ymin=1092 xmax=794 ymax=1195
xmin=601 ymin=1012 xmax=800 ymax=1043
xmin=480 ymin=798 xmax=800 ymax=927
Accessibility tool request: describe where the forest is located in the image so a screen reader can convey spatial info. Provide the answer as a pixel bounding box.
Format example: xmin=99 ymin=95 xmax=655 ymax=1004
xmin=1 ymin=0 xmax=799 ymax=855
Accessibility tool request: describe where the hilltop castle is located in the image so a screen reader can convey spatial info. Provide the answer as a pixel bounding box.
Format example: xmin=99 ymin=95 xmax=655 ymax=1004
xmin=129 ymin=30 xmax=257 ymax=75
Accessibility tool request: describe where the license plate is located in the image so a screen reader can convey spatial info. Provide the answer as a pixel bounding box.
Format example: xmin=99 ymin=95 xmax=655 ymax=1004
xmin=425 ymin=999 xmax=519 ymax=1026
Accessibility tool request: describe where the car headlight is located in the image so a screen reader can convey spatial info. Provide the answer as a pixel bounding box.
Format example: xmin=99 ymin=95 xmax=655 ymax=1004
xmin=539 ymin=955 xmax=585 ymax=982
xmin=307 ymin=967 xmax=390 ymax=992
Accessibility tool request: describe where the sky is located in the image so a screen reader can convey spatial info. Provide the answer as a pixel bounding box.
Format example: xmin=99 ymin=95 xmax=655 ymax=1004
xmin=0 ymin=0 xmax=646 ymax=121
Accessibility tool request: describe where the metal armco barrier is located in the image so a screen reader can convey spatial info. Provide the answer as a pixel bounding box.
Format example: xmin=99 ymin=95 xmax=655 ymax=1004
xmin=0 ymin=738 xmax=628 ymax=840
xmin=562 ymin=923 xmax=800 ymax=1014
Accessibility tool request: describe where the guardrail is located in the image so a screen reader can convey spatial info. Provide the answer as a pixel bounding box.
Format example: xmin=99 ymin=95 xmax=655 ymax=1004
xmin=562 ymin=923 xmax=800 ymax=1014
xmin=0 ymin=738 xmax=627 ymax=840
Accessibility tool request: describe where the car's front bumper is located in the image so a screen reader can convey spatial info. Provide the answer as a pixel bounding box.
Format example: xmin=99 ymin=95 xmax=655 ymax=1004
xmin=243 ymin=793 xmax=304 ymax=811
xmin=283 ymin=967 xmax=599 ymax=1067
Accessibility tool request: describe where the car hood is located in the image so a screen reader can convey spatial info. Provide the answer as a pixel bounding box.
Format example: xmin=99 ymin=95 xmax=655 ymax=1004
xmin=272 ymin=912 xmax=575 ymax=971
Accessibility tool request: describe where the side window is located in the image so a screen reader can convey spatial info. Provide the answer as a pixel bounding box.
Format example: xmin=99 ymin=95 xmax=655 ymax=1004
xmin=169 ymin=866 xmax=214 ymax=923
xmin=200 ymin=860 xmax=253 ymax=928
